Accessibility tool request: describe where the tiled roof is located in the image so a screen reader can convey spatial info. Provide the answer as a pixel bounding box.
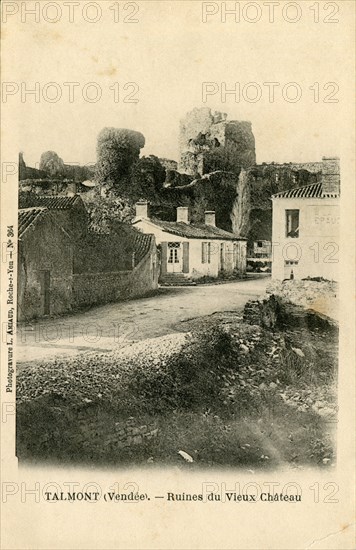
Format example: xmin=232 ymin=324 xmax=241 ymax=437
xmin=272 ymin=182 xmax=339 ymax=199
xmin=141 ymin=218 xmax=245 ymax=241
xmin=132 ymin=230 xmax=153 ymax=264
xmin=18 ymin=207 xmax=48 ymax=238
xmin=18 ymin=194 xmax=83 ymax=210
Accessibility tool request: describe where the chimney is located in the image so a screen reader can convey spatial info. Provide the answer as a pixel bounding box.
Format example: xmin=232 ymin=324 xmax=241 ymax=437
xmin=322 ymin=156 xmax=340 ymax=196
xmin=135 ymin=201 xmax=149 ymax=219
xmin=204 ymin=211 xmax=216 ymax=226
xmin=67 ymin=182 xmax=77 ymax=197
xmin=177 ymin=206 xmax=189 ymax=223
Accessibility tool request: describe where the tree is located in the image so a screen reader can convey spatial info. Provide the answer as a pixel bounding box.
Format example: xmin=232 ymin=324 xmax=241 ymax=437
xmin=83 ymin=194 xmax=134 ymax=234
xmin=130 ymin=155 xmax=166 ymax=201
xmin=95 ymin=128 xmax=145 ymax=192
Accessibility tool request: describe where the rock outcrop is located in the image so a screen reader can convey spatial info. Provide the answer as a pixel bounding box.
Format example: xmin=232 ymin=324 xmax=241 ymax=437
xmin=39 ymin=151 xmax=66 ymax=178
xmin=242 ymin=163 xmax=322 ymax=247
xmin=151 ymin=170 xmax=240 ymax=233
xmin=19 ymin=152 xmax=47 ymax=180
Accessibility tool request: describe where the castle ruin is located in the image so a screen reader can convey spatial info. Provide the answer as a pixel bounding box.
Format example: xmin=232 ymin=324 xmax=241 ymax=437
xmin=179 ymin=107 xmax=256 ymax=176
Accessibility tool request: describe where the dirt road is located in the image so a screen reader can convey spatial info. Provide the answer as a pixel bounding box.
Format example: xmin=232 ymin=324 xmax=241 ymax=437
xmin=17 ymin=277 xmax=269 ymax=364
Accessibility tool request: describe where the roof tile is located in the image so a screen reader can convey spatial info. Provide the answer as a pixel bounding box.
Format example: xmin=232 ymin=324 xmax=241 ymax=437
xmin=18 ymin=207 xmax=48 ymax=238
xmin=143 ymin=218 xmax=245 ymax=241
xmin=18 ymin=195 xmax=82 ymax=210
xmin=272 ymin=182 xmax=339 ymax=199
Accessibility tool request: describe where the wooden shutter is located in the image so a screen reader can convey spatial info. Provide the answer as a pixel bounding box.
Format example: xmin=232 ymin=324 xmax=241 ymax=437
xmin=201 ymin=242 xmax=206 ymax=264
xmin=182 ymin=242 xmax=189 ymax=273
xmin=161 ymin=242 xmax=168 ymax=275
xmin=207 ymin=242 xmax=211 ymax=264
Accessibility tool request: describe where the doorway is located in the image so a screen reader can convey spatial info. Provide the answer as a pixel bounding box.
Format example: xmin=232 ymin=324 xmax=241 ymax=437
xmin=167 ymin=242 xmax=182 ymax=273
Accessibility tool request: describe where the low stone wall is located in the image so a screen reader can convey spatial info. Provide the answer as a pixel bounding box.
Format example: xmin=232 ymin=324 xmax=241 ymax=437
xmin=16 ymin=398 xmax=160 ymax=461
xmin=106 ymin=418 xmax=158 ymax=450
xmin=74 ymin=414 xmax=159 ymax=452
xmin=243 ymin=295 xmax=280 ymax=329
xmin=73 ymin=243 xmax=158 ymax=309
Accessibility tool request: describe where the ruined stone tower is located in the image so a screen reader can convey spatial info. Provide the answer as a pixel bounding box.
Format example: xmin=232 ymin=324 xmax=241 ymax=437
xmin=179 ymin=107 xmax=256 ymax=176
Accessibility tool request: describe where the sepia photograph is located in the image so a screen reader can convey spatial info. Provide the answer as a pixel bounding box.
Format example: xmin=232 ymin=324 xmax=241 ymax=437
xmin=1 ymin=1 xmax=355 ymax=549
xmin=16 ymin=108 xmax=340 ymax=471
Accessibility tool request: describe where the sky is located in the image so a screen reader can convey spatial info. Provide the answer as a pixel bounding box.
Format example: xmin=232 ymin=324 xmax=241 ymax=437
xmin=3 ymin=1 xmax=354 ymax=169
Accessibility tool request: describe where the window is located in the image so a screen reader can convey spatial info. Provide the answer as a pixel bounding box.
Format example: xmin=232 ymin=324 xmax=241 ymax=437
xmin=168 ymin=242 xmax=180 ymax=263
xmin=286 ymin=210 xmax=299 ymax=238
xmin=257 ymin=241 xmax=263 ymax=248
xmin=233 ymin=243 xmax=238 ymax=267
xmin=202 ymin=242 xmax=211 ymax=264
xmin=220 ymin=243 xmax=225 ymax=269
xmin=285 ymin=260 xmax=299 ymax=266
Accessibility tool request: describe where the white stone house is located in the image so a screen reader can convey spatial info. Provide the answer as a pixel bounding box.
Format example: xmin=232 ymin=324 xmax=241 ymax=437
xmin=132 ymin=203 xmax=247 ymax=282
xmin=252 ymin=240 xmax=272 ymax=258
xmin=271 ymin=157 xmax=340 ymax=281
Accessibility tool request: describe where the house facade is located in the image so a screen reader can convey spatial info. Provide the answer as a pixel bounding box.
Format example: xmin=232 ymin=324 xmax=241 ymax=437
xmin=18 ymin=207 xmax=73 ymax=321
xmin=18 ymin=197 xmax=159 ymax=321
xmin=253 ymin=240 xmax=272 ymax=258
xmin=271 ymin=157 xmax=340 ymax=281
xmin=132 ymin=203 xmax=247 ymax=282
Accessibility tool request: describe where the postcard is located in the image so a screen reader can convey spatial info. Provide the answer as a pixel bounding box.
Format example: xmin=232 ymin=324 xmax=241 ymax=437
xmin=1 ymin=1 xmax=355 ymax=548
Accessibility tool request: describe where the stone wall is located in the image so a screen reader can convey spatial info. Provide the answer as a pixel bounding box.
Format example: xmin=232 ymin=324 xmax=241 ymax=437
xmin=16 ymin=398 xmax=160 ymax=461
xmin=75 ymin=413 xmax=159 ymax=452
xmin=72 ymin=240 xmax=159 ymax=309
xmin=243 ymin=295 xmax=280 ymax=329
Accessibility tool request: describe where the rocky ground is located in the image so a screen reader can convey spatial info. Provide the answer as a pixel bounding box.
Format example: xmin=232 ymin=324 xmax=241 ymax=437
xmin=266 ymin=279 xmax=339 ymax=322
xmin=17 ymin=291 xmax=338 ymax=469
